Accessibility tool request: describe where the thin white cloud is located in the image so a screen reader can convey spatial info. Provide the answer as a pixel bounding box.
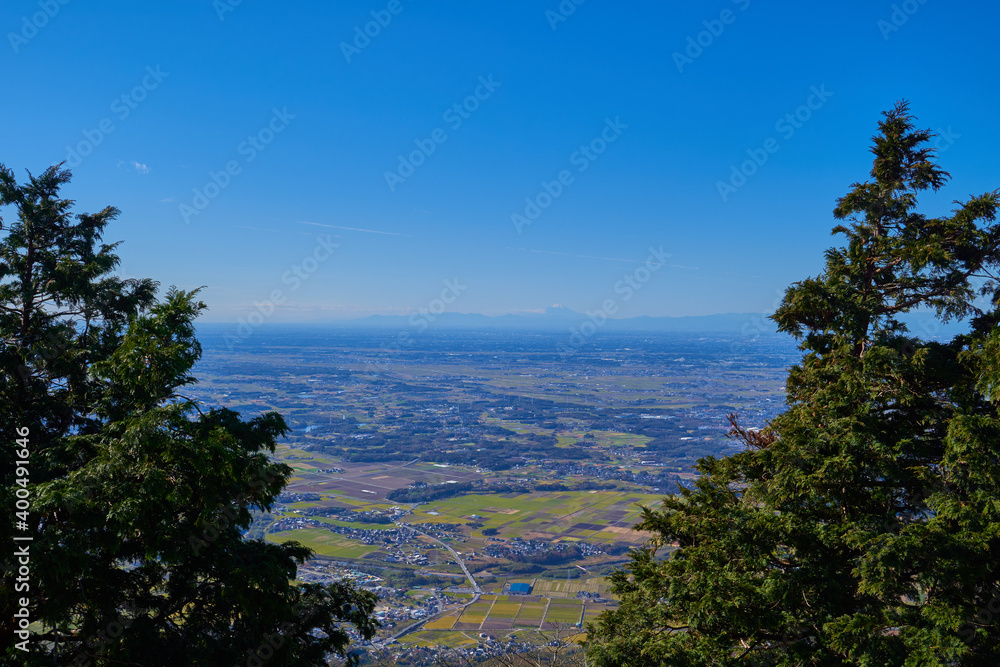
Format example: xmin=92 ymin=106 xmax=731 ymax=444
xmin=117 ymin=160 xmax=149 ymax=174
xmin=296 ymin=220 xmax=413 ymax=237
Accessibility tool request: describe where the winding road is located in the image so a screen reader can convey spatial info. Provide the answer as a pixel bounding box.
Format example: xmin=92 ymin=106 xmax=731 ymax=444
xmin=403 ymin=523 xmax=481 ymax=594
xmin=386 ymin=521 xmax=483 ymax=641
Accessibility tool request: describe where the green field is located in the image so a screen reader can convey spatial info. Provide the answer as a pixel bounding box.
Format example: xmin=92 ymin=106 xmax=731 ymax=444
xmin=265 ymin=528 xmax=378 ymax=559
xmin=514 ymin=603 xmax=547 ymax=622
xmin=546 ymin=602 xmax=584 ymax=624
xmin=490 ymin=602 xmax=522 ymax=617
xmin=462 ymin=602 xmax=493 ymax=617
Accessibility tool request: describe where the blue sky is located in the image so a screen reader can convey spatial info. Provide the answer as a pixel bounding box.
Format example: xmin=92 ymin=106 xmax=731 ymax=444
xmin=2 ymin=0 xmax=998 ymax=323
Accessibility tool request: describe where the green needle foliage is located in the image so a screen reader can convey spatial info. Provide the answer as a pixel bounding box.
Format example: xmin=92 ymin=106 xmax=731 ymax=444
xmin=1 ymin=164 xmax=378 ymax=666
xmin=586 ymin=102 xmax=1000 ymax=665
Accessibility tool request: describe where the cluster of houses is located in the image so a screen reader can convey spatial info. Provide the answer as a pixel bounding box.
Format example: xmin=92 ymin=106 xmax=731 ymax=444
xmin=378 ymin=548 xmax=430 ymax=566
xmin=372 ymin=600 xmax=434 ymax=626
xmin=294 ymin=561 xmax=381 ymax=586
xmin=359 ymin=635 xmax=572 ymax=664
xmin=289 ymin=505 xmax=400 ymax=525
xmin=574 ymin=589 xmax=611 ymax=603
xmin=369 ymin=588 xmax=452 ymax=627
xmin=275 ymin=491 xmax=322 ymax=503
xmin=482 ymin=536 xmax=599 ymax=561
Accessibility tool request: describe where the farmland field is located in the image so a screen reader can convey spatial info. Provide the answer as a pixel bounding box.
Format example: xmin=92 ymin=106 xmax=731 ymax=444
xmin=423 ymin=614 xmax=459 ymax=630
xmin=265 ymin=528 xmax=378 ymax=559
xmin=514 ymin=603 xmax=547 ymax=624
xmin=545 ymin=602 xmax=585 ymax=625
xmin=490 ymin=602 xmax=522 ymax=617
xmin=533 ymin=578 xmax=613 ymax=597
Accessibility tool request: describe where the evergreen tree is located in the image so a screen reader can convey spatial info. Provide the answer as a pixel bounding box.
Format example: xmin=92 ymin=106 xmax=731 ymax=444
xmin=1 ymin=164 xmax=377 ymax=665
xmin=586 ymin=102 xmax=1000 ymax=665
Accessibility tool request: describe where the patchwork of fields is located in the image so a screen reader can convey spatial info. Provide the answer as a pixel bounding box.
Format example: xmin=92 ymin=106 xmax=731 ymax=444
xmin=419 ymin=593 xmax=609 ymax=634
xmin=403 ymin=489 xmax=662 ymax=543
xmin=186 ymin=328 xmax=799 ymax=654
xmin=284 ymin=458 xmax=485 ymax=502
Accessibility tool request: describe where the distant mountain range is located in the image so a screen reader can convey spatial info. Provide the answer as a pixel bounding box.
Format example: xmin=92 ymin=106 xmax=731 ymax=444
xmin=334 ymin=305 xmax=971 ymax=336
xmin=344 ymin=306 xmax=780 ymax=333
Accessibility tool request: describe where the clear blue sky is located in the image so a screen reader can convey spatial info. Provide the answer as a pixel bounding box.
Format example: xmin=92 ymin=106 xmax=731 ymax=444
xmin=3 ymin=1 xmax=998 ymax=323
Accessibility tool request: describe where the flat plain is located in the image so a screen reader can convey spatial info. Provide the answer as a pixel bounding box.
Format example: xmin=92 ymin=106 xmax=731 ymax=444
xmin=186 ymin=326 xmax=798 ymax=647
